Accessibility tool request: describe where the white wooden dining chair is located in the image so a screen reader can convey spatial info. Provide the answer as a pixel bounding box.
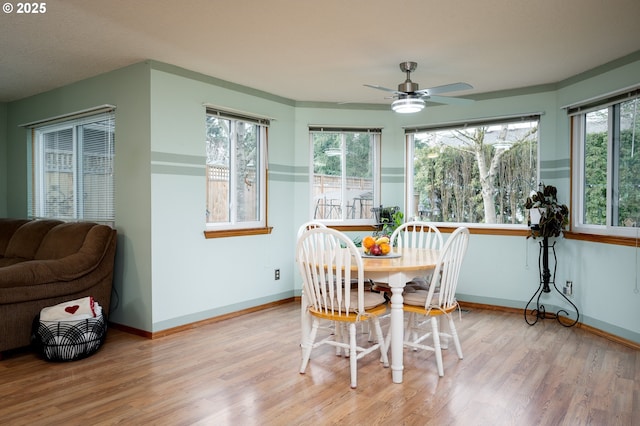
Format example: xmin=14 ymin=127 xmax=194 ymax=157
xmin=296 ymin=221 xmax=337 ymax=355
xmin=386 ymin=226 xmax=469 ymax=377
xmin=298 ymin=221 xmax=373 ymax=352
xmin=392 ymin=221 xmax=443 ymax=289
xmin=372 ymin=221 xmax=443 ymax=294
xmin=297 ymin=227 xmax=389 ymax=389
xmin=296 ymin=221 xmax=327 ymax=239
xmin=392 ymin=221 xmax=443 ymax=251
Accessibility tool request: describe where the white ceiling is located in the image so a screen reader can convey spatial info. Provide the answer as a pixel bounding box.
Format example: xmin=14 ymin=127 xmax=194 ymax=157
xmin=1 ymin=0 xmax=639 ymax=104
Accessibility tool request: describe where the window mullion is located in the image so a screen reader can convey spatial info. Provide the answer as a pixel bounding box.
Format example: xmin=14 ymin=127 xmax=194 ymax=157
xmin=405 ymin=134 xmax=415 ymax=220
xmin=606 ymin=106 xmax=616 ymax=228
xmin=341 ymin=133 xmax=347 ymax=221
xmin=74 ymin=126 xmax=82 ymax=219
xmin=35 ymin=131 xmax=44 ymax=218
xmin=610 ymin=104 xmax=620 ymax=228
xmin=229 ymin=123 xmax=237 ymax=225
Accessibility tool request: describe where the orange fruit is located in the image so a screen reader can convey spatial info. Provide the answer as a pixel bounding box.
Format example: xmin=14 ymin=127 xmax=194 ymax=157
xmin=379 ymin=242 xmax=391 ymax=255
xmin=362 ymin=236 xmax=376 ymax=249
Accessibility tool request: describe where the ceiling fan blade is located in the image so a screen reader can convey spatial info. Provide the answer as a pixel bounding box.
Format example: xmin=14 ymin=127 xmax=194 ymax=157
xmin=364 ymin=84 xmax=405 ymax=95
xmin=424 ymin=95 xmax=474 ymax=105
xmin=416 ymin=82 xmax=473 ymax=96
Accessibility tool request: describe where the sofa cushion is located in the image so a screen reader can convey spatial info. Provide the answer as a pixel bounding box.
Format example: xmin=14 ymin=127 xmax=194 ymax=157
xmin=4 ymin=219 xmax=63 ymax=260
xmin=0 ymin=218 xmax=30 ymax=257
xmin=35 ymin=222 xmax=97 ymax=260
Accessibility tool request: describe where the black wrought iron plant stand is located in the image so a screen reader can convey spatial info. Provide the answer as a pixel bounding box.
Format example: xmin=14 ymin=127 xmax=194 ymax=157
xmin=524 ymin=236 xmax=579 ymax=327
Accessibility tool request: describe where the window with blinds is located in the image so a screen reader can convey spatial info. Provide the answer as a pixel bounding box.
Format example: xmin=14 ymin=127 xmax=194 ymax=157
xmin=30 ymin=108 xmax=115 ymax=224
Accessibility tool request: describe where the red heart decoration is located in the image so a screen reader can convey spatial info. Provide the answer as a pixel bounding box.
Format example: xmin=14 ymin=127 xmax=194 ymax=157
xmin=65 ymin=305 xmax=80 ymax=314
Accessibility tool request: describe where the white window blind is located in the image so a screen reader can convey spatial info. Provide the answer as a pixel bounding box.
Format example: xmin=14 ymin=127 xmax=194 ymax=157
xmin=29 ymin=107 xmax=115 ymax=224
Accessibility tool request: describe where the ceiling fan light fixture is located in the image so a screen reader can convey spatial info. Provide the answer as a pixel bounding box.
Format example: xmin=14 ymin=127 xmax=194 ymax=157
xmin=391 ymin=97 xmax=425 ymax=113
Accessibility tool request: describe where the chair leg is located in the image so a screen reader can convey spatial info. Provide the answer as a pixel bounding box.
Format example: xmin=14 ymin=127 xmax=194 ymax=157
xmin=366 ymin=320 xmax=376 ymax=342
xmin=300 ymin=291 xmax=311 ymax=351
xmin=373 ymin=318 xmax=389 ymax=368
xmin=439 ymin=318 xmax=449 ymax=350
xmin=382 ymin=329 xmax=389 ymax=363
xmin=406 ymin=312 xmax=420 ymax=351
xmin=337 ymin=323 xmax=351 ymax=357
xmin=431 ymin=317 xmax=444 ymax=377
xmin=334 ymin=322 xmax=343 ymax=356
xmin=342 ymin=323 xmax=351 ymax=357
xmin=360 ymin=320 xmax=367 ymax=336
xmin=349 ymin=323 xmax=357 ymax=388
xmin=383 ymin=321 xmax=392 ymax=358
xmin=300 ymin=320 xmax=319 ymax=374
xmin=447 ymin=314 xmax=463 ymax=359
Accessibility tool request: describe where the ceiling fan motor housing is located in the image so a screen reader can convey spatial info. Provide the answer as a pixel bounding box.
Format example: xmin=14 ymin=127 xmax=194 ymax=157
xmin=398 ymin=81 xmax=419 ymax=93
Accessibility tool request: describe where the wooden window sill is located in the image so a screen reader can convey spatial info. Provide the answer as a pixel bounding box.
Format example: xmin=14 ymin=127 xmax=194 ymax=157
xmin=204 ymin=227 xmax=273 ymax=239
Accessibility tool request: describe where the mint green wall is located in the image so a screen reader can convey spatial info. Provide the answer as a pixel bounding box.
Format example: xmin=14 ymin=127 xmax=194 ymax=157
xmin=0 ymin=102 xmax=7 ymax=216
xmin=3 ymin=54 xmax=639 ymax=343
xmin=5 ymin=62 xmax=154 ymax=331
xmin=147 ymin=64 xmax=298 ymax=330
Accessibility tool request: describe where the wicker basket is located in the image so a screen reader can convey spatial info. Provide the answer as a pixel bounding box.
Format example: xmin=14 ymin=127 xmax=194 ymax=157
xmin=31 ymin=314 xmax=107 ymax=362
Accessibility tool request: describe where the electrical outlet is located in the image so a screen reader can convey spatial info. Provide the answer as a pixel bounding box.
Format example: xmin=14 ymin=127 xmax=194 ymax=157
xmin=564 ymin=280 xmax=573 ymax=296
xmin=274 ymin=269 xmax=280 ymax=280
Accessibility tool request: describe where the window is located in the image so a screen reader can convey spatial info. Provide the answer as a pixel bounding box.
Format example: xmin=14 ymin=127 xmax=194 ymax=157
xmin=205 ymin=108 xmax=269 ymax=232
xmin=405 ymin=115 xmax=539 ymax=226
xmin=570 ymin=88 xmax=640 ymax=237
xmin=309 ymin=127 xmax=381 ymax=225
xmin=30 ymin=107 xmax=115 ymax=224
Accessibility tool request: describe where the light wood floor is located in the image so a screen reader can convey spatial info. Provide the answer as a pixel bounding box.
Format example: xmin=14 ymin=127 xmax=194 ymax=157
xmin=1 ymin=302 xmax=638 ymax=425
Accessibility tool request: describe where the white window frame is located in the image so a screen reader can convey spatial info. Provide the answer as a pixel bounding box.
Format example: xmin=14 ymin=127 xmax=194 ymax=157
xmin=308 ymin=127 xmax=381 ymax=226
xmin=570 ymin=87 xmax=640 ymax=238
xmin=205 ymin=107 xmax=269 ymax=233
xmin=27 ymin=106 xmax=115 ymax=225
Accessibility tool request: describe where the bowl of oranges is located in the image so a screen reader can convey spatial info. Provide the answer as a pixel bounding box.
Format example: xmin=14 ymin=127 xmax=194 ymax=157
xmin=362 ymin=235 xmax=391 ymax=256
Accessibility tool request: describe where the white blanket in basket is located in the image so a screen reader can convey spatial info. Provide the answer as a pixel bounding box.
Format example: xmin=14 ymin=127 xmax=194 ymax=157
xmin=40 ymin=296 xmax=97 ymax=322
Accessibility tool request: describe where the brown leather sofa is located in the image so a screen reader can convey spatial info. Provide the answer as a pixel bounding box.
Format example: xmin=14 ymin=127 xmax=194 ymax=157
xmin=0 ymin=218 xmax=117 ymax=353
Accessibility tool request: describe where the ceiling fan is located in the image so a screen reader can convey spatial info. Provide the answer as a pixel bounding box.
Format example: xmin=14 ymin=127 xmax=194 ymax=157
xmin=365 ymin=61 xmax=474 ymax=113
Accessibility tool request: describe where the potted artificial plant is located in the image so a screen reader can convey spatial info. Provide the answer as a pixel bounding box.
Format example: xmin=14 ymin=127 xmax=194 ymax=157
xmin=373 ymin=205 xmax=404 ymax=237
xmin=525 ymin=183 xmax=569 ymax=292
xmin=525 ymin=183 xmax=569 ymax=239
